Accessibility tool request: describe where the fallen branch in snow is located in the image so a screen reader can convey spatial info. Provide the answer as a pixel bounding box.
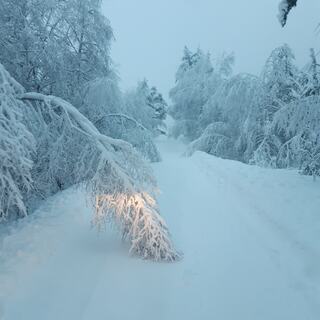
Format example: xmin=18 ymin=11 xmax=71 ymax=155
xmin=18 ymin=92 xmax=179 ymax=261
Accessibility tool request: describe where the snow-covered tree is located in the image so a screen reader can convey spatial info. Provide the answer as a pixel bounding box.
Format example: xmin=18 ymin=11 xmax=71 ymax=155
xmin=300 ymin=133 xmax=320 ymax=180
xmin=95 ymin=113 xmax=161 ymax=162
xmin=21 ymin=92 xmax=178 ymax=261
xmin=175 ymin=47 xmax=203 ymax=81
xmin=250 ymin=127 xmax=282 ymax=168
xmin=0 ymin=0 xmax=113 ymax=107
xmin=300 ymin=49 xmax=320 ymax=97
xmin=189 ymin=73 xmax=262 ymax=161
xmin=146 ymin=86 xmax=168 ymax=133
xmin=272 ymin=95 xmax=320 ymax=169
xmin=171 ymin=44 xmax=320 ymax=179
xmin=186 ymin=122 xmax=233 ymax=159
xmin=0 ymin=64 xmax=34 ymax=221
xmin=79 ymin=75 xmax=124 ymax=124
xmin=170 ymin=48 xmax=218 ymax=140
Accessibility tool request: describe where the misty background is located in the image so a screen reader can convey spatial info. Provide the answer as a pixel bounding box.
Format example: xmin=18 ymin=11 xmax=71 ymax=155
xmin=103 ymin=0 xmax=320 ymax=97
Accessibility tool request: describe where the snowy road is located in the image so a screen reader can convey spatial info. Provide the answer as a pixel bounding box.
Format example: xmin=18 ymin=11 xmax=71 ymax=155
xmin=1 ymin=138 xmax=320 ymax=319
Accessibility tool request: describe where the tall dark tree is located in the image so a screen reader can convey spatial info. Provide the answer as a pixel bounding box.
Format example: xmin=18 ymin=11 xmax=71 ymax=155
xmin=147 ymin=86 xmax=167 ymax=122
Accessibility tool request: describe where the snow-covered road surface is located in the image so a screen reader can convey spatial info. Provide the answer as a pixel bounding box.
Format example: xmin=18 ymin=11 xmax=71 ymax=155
xmin=1 ymin=138 xmax=320 ymax=319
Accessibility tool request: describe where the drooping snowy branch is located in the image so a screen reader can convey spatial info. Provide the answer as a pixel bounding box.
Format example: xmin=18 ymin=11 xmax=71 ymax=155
xmin=0 ymin=64 xmax=35 ymax=221
xmin=18 ymin=92 xmax=179 ymax=261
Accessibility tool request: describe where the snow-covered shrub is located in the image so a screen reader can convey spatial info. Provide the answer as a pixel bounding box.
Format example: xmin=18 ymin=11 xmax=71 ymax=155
xmin=186 ymin=122 xmax=233 ymax=159
xmin=0 ymin=64 xmax=34 ymax=221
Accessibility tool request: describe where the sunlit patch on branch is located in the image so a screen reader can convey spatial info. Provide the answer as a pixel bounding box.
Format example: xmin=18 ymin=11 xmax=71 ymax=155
xmin=94 ymin=192 xmax=181 ymax=262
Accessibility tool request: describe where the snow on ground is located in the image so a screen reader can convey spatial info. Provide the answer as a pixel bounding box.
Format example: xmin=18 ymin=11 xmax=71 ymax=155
xmin=1 ymin=138 xmax=320 ymax=319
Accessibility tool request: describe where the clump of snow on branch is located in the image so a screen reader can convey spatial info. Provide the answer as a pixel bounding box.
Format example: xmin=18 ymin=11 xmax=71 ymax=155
xmin=0 ymin=62 xmax=179 ymax=261
xmin=278 ymin=0 xmax=297 ymax=27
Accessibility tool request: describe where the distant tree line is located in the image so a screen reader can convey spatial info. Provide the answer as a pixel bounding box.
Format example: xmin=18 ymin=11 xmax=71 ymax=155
xmin=170 ymin=45 xmax=320 ymax=178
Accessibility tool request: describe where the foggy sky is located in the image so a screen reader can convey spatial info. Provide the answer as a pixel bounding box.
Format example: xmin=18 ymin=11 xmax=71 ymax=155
xmin=102 ymin=0 xmax=320 ymax=98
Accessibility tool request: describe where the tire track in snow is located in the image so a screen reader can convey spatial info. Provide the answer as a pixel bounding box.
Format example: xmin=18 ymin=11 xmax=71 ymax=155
xmin=194 ymin=152 xmax=320 ymax=316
